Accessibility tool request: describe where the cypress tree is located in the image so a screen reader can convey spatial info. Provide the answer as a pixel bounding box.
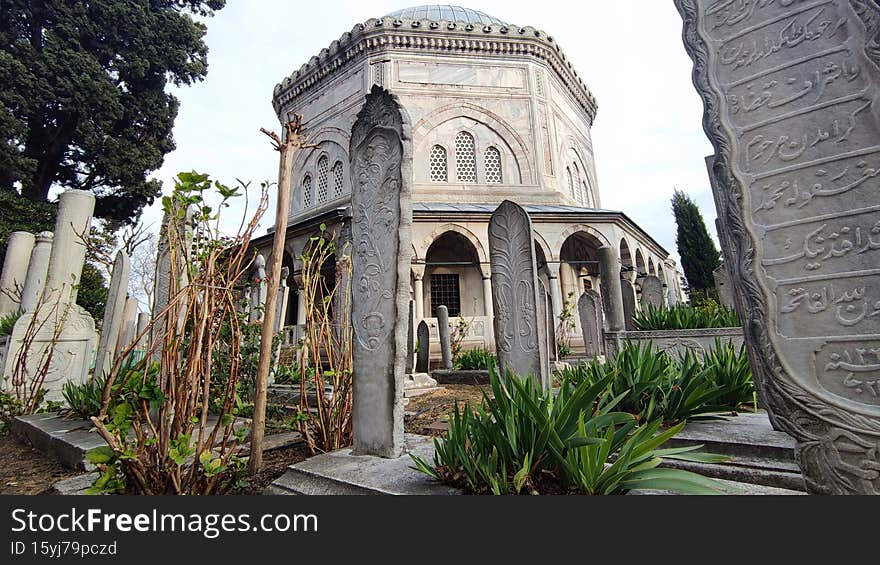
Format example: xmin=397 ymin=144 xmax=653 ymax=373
xmin=671 ymin=189 xmax=720 ymax=293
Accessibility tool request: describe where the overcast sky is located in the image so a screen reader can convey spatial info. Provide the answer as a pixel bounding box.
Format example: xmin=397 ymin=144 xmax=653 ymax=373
xmin=148 ymin=1 xmax=718 ymax=265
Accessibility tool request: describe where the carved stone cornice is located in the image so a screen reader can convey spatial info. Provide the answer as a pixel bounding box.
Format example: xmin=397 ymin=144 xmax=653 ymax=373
xmin=272 ymin=16 xmax=598 ymax=123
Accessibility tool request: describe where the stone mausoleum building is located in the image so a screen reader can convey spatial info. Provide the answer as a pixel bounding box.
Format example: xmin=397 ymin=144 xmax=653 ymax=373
xmin=253 ymin=5 xmax=683 ymax=357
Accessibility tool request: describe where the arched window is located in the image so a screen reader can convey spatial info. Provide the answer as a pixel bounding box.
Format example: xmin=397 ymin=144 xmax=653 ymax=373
xmin=303 ymin=175 xmax=313 ymax=209
xmin=571 ymin=163 xmax=581 ymax=200
xmin=332 ymin=161 xmax=344 ymax=198
xmin=484 ymin=146 xmax=502 ymax=184
xmin=455 ymin=132 xmax=476 ymax=183
xmin=566 ymin=167 xmax=574 ymax=198
xmin=582 ymin=181 xmax=590 ymax=207
xmin=316 ymin=156 xmax=329 ymax=204
xmin=429 ymin=145 xmax=448 ymax=182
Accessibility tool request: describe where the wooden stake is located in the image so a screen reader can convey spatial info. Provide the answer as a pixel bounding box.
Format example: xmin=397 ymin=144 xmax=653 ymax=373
xmin=249 ymin=114 xmax=312 ymax=474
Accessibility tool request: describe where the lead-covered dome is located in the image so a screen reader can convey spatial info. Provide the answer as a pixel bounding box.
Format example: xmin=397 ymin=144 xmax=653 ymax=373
xmin=386 ymin=5 xmax=507 ymax=26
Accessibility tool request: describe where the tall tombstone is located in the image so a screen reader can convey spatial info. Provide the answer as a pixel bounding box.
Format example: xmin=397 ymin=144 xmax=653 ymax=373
xmin=667 ymin=288 xmax=680 ymax=307
xmin=405 ymin=299 xmax=415 ymax=374
xmin=416 ymin=320 xmax=430 ymax=374
xmin=274 ymin=266 xmax=291 ymax=334
xmin=676 ymin=0 xmax=880 ymax=493
xmin=640 ymin=275 xmax=664 ymax=309
xmin=436 ymin=305 xmax=453 ymax=371
xmin=135 ymin=312 xmax=150 ymax=349
xmin=248 ymin=254 xmax=268 ymax=324
xmin=0 ymin=231 xmax=35 ymax=315
xmin=349 ymin=85 xmax=412 ymax=458
xmin=620 ymin=279 xmax=637 ymax=331
xmin=94 ymin=251 xmax=130 ymax=380
xmin=150 ymin=206 xmax=192 ymax=360
xmin=19 ymin=232 xmax=53 ymax=313
xmin=488 ymin=200 xmax=549 ymax=388
xmin=115 ymin=296 xmax=138 ymax=357
xmin=578 ymin=290 xmax=604 ymax=358
xmin=539 ymin=278 xmax=557 ymax=367
xmin=713 ymin=266 xmax=735 ymax=309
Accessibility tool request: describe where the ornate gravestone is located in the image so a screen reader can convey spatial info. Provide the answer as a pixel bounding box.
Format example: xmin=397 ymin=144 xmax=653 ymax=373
xmin=578 ymin=290 xmax=604 ymax=358
xmin=488 ymin=200 xmax=549 ymax=388
xmin=349 ymin=85 xmax=412 ymax=458
xmin=416 ymin=320 xmax=430 ymax=374
xmin=620 ymin=279 xmax=637 ymax=331
xmin=676 ymin=0 xmax=880 ymax=493
xmin=641 ymin=275 xmax=664 ymax=309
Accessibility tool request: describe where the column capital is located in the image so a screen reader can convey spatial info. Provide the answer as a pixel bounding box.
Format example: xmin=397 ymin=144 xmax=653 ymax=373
xmin=480 ymin=263 xmax=491 ymax=280
xmin=412 ymin=264 xmax=425 ymax=280
xmin=545 ymin=261 xmax=561 ymax=279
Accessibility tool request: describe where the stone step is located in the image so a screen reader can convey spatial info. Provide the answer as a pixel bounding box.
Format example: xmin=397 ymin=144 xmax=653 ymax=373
xmin=665 ymin=412 xmax=797 ymax=462
xmin=660 ymin=456 xmax=806 ymax=492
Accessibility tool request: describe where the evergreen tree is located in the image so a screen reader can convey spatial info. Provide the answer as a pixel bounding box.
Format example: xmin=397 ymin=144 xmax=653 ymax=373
xmin=0 ymin=0 xmax=225 ymax=230
xmin=671 ymin=189 xmax=720 ymax=293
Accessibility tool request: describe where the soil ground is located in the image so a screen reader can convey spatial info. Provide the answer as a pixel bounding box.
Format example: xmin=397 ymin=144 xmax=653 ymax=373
xmin=0 ymin=383 xmax=487 ymax=495
xmin=404 ymin=384 xmax=490 ymax=436
xmin=0 ymin=433 xmax=80 ymax=495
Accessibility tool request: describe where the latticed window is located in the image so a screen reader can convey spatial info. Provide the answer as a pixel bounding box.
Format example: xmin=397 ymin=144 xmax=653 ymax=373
xmin=484 ymin=146 xmax=502 ymax=184
xmin=303 ymin=175 xmax=313 ymax=209
xmin=429 ymin=145 xmax=448 ymax=182
xmin=332 ymin=161 xmax=344 ymax=198
xmin=316 ymin=156 xmax=329 ymax=204
xmin=566 ymin=167 xmax=574 ymax=198
xmin=430 ymin=273 xmax=461 ymax=317
xmin=455 ymin=132 xmax=476 ymax=183
xmin=582 ymin=181 xmax=590 ymax=207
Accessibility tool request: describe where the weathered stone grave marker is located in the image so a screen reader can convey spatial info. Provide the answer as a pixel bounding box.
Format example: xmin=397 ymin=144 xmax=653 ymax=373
xmin=349 ymin=85 xmax=412 ymax=458
xmin=0 ymin=232 xmax=34 ymax=315
xmin=416 ymin=320 xmax=430 ymax=374
xmin=488 ymin=200 xmax=549 ymax=389
xmin=94 ymin=251 xmax=130 ymax=380
xmin=641 ymin=275 xmax=664 ymax=309
xmin=436 ymin=305 xmax=453 ymax=371
xmin=578 ymin=290 xmax=604 ymax=358
xmin=676 ymin=0 xmax=880 ymax=493
xmin=713 ymin=266 xmax=735 ymax=309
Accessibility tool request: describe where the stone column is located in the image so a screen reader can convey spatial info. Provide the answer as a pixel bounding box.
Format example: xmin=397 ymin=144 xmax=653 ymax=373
xmin=483 ymin=269 xmax=495 ymax=318
xmin=42 ymin=190 xmax=95 ymax=308
xmin=599 ymin=246 xmax=625 ymax=333
xmin=0 ymin=231 xmax=35 ymax=315
xmin=546 ymin=262 xmax=563 ymax=323
xmin=19 ymin=232 xmax=53 ymax=313
xmin=436 ymin=305 xmax=453 ymax=370
xmin=413 ymin=267 xmax=425 ymax=324
xmin=480 ymin=266 xmax=495 ymax=349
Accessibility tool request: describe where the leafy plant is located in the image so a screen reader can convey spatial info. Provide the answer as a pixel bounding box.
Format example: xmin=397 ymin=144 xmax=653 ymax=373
xmin=558 ymin=341 xmax=752 ymax=424
xmin=0 ymin=310 xmax=22 ymax=338
xmin=453 ymin=347 xmax=496 ymax=371
xmin=701 ymin=339 xmax=754 ymax=409
xmin=87 ymin=172 xmax=262 ymax=495
xmin=632 ymin=301 xmax=739 ymax=330
xmin=62 ymin=377 xmax=105 ymax=420
xmin=411 ymin=362 xmax=727 ymax=495
xmin=295 ymin=226 xmax=353 ymax=454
